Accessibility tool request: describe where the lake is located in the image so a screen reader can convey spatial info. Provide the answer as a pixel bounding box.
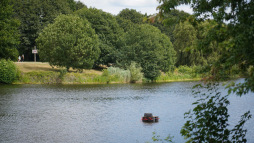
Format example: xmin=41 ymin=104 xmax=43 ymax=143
xmin=0 ymin=79 xmax=253 ymax=143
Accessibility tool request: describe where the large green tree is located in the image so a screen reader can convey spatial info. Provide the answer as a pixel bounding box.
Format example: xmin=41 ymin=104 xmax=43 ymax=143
xmin=118 ymin=24 xmax=176 ymax=80
xmin=194 ymin=20 xmax=223 ymax=66
xmin=173 ymin=21 xmax=197 ymax=66
xmin=117 ymin=8 xmax=144 ymax=24
xmin=0 ymin=0 xmax=20 ymax=60
xmin=75 ymin=8 xmax=124 ymax=66
xmin=116 ymin=16 xmax=135 ymax=33
xmin=11 ymin=0 xmax=86 ymax=61
xmin=146 ymin=9 xmax=190 ymax=43
xmin=36 ymin=15 xmax=100 ymax=71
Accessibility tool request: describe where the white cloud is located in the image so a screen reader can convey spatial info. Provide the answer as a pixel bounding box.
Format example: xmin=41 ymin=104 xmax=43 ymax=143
xmin=108 ymin=0 xmax=158 ymax=7
xmin=77 ymin=0 xmax=192 ymax=15
xmin=177 ymin=5 xmax=193 ymax=14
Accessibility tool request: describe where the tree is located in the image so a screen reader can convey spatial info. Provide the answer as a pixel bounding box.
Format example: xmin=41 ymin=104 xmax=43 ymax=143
xmin=146 ymin=9 xmax=190 ymax=43
xmin=118 ymin=24 xmax=176 ymax=80
xmin=10 ymin=0 xmax=85 ymax=61
xmin=116 ymin=16 xmax=135 ymax=32
xmin=73 ymin=1 xmax=86 ymax=11
xmin=117 ymin=8 xmax=144 ymax=24
xmin=36 ymin=15 xmax=100 ymax=71
xmin=194 ymin=20 xmax=223 ymax=67
xmin=0 ymin=0 xmax=20 ymax=60
xmin=158 ymin=0 xmax=254 ymax=94
xmin=173 ymin=21 xmax=197 ymax=66
xmin=75 ymin=8 xmax=124 ymax=66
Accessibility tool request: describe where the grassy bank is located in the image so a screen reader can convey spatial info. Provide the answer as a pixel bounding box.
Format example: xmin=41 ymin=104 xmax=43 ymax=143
xmin=14 ymin=62 xmax=202 ymax=84
xmin=14 ymin=62 xmax=106 ymax=84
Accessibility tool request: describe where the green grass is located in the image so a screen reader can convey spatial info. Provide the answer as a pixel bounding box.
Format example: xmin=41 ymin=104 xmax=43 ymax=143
xmin=14 ymin=62 xmax=207 ymax=84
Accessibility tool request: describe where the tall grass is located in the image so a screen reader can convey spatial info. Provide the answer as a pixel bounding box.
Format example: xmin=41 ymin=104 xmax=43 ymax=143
xmin=17 ymin=71 xmax=60 ymax=84
xmin=105 ymin=67 xmax=131 ymax=83
xmin=157 ymin=65 xmax=203 ymax=82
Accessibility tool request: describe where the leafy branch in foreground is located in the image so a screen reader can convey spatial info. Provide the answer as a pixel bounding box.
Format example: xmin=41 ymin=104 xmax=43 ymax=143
xmin=181 ymin=83 xmax=252 ymax=143
xmin=146 ymin=131 xmax=174 ymax=143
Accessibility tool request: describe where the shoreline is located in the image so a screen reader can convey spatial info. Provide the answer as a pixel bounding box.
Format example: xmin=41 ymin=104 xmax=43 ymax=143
xmin=12 ymin=62 xmax=203 ymax=85
xmin=13 ymin=78 xmax=202 ymax=85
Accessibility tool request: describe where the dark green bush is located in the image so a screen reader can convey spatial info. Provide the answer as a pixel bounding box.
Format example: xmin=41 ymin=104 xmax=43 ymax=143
xmin=0 ymin=59 xmax=18 ymax=84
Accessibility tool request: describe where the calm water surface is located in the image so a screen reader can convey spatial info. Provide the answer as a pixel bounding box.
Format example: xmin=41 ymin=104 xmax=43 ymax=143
xmin=0 ymin=79 xmax=253 ymax=143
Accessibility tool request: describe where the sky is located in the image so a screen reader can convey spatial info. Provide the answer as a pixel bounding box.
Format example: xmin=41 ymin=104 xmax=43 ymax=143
xmin=77 ymin=0 xmax=193 ymax=15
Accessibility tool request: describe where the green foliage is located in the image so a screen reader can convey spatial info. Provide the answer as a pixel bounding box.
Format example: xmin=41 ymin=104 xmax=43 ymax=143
xmin=75 ymin=8 xmax=124 ymax=65
xmin=158 ymin=0 xmax=254 ymax=94
xmin=0 ymin=0 xmax=20 ymax=60
xmin=173 ymin=21 xmax=198 ymax=66
xmin=105 ymin=67 xmax=131 ymax=83
xmin=149 ymin=10 xmax=190 ymax=44
xmin=116 ymin=16 xmax=135 ymax=32
xmin=36 ymin=14 xmax=100 ymax=71
xmin=157 ymin=65 xmax=205 ymax=82
xmin=118 ymin=24 xmax=176 ymax=80
xmin=10 ymin=0 xmax=83 ymax=61
xmin=177 ymin=65 xmax=193 ymax=75
xmin=158 ymin=1 xmax=254 ymax=141
xmin=0 ymin=59 xmax=18 ymax=84
xmin=227 ymin=66 xmax=254 ymax=97
xmin=146 ymin=132 xmax=174 ymax=143
xmin=128 ymin=62 xmax=143 ymax=83
xmin=59 ymin=68 xmax=67 ymax=81
xmin=19 ymin=71 xmax=60 ymax=84
xmin=117 ymin=8 xmax=144 ymax=24
xmin=181 ymin=83 xmax=251 ymax=143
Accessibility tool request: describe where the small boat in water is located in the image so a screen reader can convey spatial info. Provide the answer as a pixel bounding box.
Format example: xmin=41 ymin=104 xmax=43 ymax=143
xmin=142 ymin=113 xmax=159 ymax=122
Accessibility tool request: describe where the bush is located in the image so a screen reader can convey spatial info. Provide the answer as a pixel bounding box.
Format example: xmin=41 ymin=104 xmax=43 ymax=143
xmin=128 ymin=62 xmax=143 ymax=83
xmin=0 ymin=59 xmax=18 ymax=84
xmin=59 ymin=68 xmax=67 ymax=81
xmin=101 ymin=67 xmax=131 ymax=83
xmin=107 ymin=67 xmax=131 ymax=82
xmin=177 ymin=65 xmax=193 ymax=74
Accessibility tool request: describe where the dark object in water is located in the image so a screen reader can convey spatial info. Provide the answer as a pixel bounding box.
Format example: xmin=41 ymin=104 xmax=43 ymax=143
xmin=142 ymin=113 xmax=159 ymax=122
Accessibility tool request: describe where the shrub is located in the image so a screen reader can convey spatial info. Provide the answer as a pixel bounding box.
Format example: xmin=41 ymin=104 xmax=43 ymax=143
xmin=0 ymin=59 xmax=18 ymax=84
xmin=59 ymin=68 xmax=67 ymax=81
xmin=177 ymin=65 xmax=193 ymax=74
xmin=107 ymin=67 xmax=131 ymax=82
xmin=128 ymin=62 xmax=143 ymax=83
xmin=101 ymin=67 xmax=131 ymax=83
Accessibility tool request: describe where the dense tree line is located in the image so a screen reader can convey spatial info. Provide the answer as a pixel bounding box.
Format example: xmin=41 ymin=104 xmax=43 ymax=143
xmin=0 ymin=0 xmax=235 ymax=80
xmin=0 ymin=0 xmax=20 ymax=60
xmin=10 ymin=0 xmax=86 ymax=61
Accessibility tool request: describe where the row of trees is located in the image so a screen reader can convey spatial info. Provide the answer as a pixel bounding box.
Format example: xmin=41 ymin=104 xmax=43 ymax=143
xmin=35 ymin=5 xmax=228 ymax=80
xmin=5 ymin=0 xmax=85 ymax=61
xmin=36 ymin=7 xmax=177 ymax=80
xmin=0 ymin=0 xmax=235 ymax=81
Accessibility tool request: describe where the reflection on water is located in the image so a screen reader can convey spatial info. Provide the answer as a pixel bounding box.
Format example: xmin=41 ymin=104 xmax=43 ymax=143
xmin=0 ymin=79 xmax=253 ymax=143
